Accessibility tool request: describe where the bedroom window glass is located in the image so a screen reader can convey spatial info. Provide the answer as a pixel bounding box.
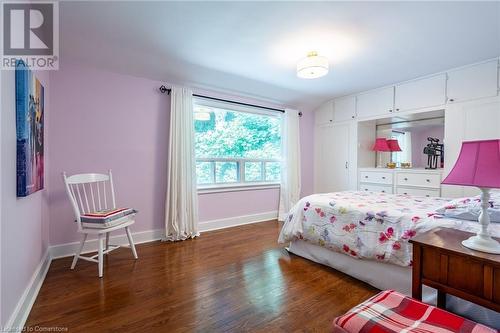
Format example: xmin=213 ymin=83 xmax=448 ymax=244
xmin=193 ymin=99 xmax=282 ymax=189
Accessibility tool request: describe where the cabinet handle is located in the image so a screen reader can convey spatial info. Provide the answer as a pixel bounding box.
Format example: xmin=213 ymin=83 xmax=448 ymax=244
xmin=364 ymin=188 xmax=368 ymax=191
xmin=382 ymin=176 xmax=386 ymax=179
xmin=404 ymin=192 xmax=408 ymax=195
xmin=381 ymin=190 xmax=385 ymax=193
xmin=404 ymin=177 xmax=408 ymax=181
xmin=329 ymin=119 xmax=333 ymax=122
xmin=449 ymin=98 xmax=454 ymax=102
xmin=396 ymin=108 xmax=400 ymax=111
xmin=389 ymin=109 xmax=393 ymax=113
xmin=426 ymin=179 xmax=430 ymax=182
xmin=351 ymin=116 xmax=355 ymax=119
xmin=365 ymin=175 xmax=368 ymax=178
xmin=345 ymin=162 xmax=348 ymax=169
xmin=426 ymin=195 xmax=430 ymax=197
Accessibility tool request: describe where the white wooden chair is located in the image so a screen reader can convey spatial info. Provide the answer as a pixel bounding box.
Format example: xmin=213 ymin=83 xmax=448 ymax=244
xmin=63 ymin=170 xmax=138 ymax=277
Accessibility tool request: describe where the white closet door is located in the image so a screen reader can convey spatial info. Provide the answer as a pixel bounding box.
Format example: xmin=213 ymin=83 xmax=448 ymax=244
xmin=447 ymin=60 xmax=499 ymax=103
xmin=315 ymin=101 xmax=334 ymax=125
xmin=356 ymin=87 xmax=394 ymax=119
xmin=334 ymin=95 xmax=356 ymax=122
xmin=314 ymin=123 xmax=350 ymax=193
xmin=443 ymin=97 xmax=500 ymax=197
xmin=395 ymin=74 xmax=446 ymax=111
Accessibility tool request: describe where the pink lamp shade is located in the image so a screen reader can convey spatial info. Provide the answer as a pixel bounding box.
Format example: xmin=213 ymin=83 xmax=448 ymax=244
xmin=372 ymin=138 xmax=391 ymax=152
xmin=442 ymin=139 xmax=500 ymax=188
xmin=387 ymin=139 xmax=402 ymax=152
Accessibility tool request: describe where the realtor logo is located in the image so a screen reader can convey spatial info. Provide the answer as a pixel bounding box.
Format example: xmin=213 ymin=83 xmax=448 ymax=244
xmin=2 ymin=1 xmax=59 ymax=70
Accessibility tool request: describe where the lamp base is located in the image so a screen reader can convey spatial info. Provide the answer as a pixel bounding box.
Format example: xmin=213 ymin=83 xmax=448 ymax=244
xmin=462 ymin=235 xmax=500 ymax=254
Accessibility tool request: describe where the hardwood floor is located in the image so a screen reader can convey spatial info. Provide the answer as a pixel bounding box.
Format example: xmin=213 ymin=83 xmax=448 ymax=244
xmin=26 ymin=221 xmax=378 ymax=332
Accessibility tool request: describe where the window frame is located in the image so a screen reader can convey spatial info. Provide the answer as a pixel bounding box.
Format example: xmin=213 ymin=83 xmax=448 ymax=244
xmin=193 ymin=98 xmax=283 ymax=193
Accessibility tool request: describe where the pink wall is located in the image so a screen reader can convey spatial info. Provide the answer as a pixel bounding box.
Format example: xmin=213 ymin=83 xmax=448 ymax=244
xmin=47 ymin=62 xmax=314 ymax=245
xmin=1 ymin=69 xmax=50 ymax=326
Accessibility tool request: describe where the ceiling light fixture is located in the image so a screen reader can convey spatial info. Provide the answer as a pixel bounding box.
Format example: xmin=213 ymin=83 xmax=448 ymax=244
xmin=296 ymin=51 xmax=329 ymax=79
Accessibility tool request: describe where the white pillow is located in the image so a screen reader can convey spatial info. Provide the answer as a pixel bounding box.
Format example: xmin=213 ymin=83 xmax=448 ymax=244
xmin=435 ymin=190 xmax=500 ymax=222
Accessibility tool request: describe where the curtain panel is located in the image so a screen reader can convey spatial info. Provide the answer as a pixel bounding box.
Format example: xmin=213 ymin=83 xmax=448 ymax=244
xmin=164 ymin=86 xmax=199 ymax=241
xmin=278 ymin=109 xmax=301 ymax=222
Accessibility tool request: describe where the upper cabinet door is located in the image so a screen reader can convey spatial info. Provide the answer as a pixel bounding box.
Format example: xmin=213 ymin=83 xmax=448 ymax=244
xmin=314 ymin=100 xmax=334 ymax=125
xmin=395 ymin=74 xmax=446 ymax=112
xmin=356 ymin=87 xmax=394 ymax=118
xmin=333 ymin=95 xmax=356 ymax=122
xmin=447 ymin=60 xmax=499 ymax=103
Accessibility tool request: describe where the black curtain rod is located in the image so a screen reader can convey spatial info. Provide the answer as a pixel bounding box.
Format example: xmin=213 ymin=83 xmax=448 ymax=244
xmin=159 ymin=85 xmax=302 ymax=116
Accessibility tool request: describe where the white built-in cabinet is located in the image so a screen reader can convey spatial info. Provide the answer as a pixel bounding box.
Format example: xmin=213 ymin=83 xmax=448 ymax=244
xmin=314 ymin=100 xmax=333 ymax=125
xmin=394 ymin=74 xmax=447 ymax=112
xmin=442 ymin=96 xmax=500 ymax=198
xmin=333 ymin=95 xmax=356 ymax=121
xmin=314 ymin=57 xmax=499 ymax=196
xmin=314 ymin=122 xmax=351 ymax=193
xmin=446 ymin=60 xmax=499 ymax=103
xmin=356 ymin=86 xmax=394 ymax=118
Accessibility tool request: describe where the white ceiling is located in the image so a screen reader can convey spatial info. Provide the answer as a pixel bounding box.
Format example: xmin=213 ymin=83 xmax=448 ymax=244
xmin=60 ymin=1 xmax=500 ymax=111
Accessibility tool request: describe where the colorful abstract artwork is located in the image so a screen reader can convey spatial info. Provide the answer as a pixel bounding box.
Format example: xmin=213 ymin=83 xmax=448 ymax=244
xmin=16 ymin=60 xmax=45 ymax=197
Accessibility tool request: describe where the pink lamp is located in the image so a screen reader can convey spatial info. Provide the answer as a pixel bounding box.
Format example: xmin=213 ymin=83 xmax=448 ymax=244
xmin=442 ymin=139 xmax=500 ymax=254
xmin=387 ymin=139 xmax=402 ymax=152
xmin=372 ymin=138 xmax=391 ymax=167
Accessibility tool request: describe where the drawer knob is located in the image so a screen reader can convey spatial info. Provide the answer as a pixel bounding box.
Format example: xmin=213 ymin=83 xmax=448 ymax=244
xmin=404 ymin=192 xmax=408 ymax=195
xmin=449 ymin=98 xmax=454 ymax=102
xmin=404 ymin=177 xmax=408 ymax=181
xmin=365 ymin=176 xmax=368 ymax=178
xmin=389 ymin=109 xmax=393 ymax=113
xmin=426 ymin=195 xmax=430 ymax=197
xmin=382 ymin=176 xmax=386 ymax=179
xmin=426 ymin=179 xmax=430 ymax=182
xmin=364 ymin=188 xmax=368 ymax=191
xmin=381 ymin=190 xmax=385 ymax=193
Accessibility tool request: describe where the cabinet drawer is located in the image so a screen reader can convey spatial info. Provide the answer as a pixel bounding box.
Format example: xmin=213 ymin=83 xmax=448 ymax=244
xmin=359 ymin=171 xmax=392 ymax=185
xmin=359 ymin=183 xmax=393 ymax=194
xmin=396 ymin=187 xmax=440 ymax=197
xmin=396 ymin=172 xmax=440 ymax=188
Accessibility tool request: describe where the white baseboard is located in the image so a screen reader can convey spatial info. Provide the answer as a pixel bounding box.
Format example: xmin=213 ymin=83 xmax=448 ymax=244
xmin=4 ymin=249 xmax=52 ymax=333
xmin=198 ymin=211 xmax=278 ymax=232
xmin=4 ymin=212 xmax=277 ymax=331
xmin=49 ymin=229 xmax=164 ymax=259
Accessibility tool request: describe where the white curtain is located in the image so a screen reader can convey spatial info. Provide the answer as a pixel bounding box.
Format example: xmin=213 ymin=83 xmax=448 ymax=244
xmin=164 ymin=86 xmax=199 ymax=241
xmin=278 ymin=109 xmax=301 ymax=222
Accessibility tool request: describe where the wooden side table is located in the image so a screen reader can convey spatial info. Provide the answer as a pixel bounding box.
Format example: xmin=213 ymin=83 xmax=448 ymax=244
xmin=410 ymin=227 xmax=500 ymax=312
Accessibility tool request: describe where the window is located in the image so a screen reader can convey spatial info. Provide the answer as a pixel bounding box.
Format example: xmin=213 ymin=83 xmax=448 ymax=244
xmin=194 ymin=99 xmax=282 ymax=189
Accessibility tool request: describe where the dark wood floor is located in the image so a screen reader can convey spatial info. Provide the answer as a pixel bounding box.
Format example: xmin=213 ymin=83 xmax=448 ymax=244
xmin=26 ymin=221 xmax=378 ymax=332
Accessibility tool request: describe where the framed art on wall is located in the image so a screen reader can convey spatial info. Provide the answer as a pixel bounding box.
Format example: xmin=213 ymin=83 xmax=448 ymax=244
xmin=15 ymin=60 xmax=45 ymax=197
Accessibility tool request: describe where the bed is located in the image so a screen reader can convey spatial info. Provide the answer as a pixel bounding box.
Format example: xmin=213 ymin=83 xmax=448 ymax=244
xmin=278 ymin=191 xmax=500 ymax=327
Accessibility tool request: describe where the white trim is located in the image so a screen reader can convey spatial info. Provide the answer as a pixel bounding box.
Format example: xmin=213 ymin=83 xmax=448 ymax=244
xmin=198 ymin=211 xmax=278 ymax=232
xmin=3 ymin=216 xmax=277 ymax=331
xmin=49 ymin=229 xmax=164 ymax=259
xmin=4 ymin=250 xmax=52 ymax=333
xmin=198 ymin=183 xmax=280 ymax=194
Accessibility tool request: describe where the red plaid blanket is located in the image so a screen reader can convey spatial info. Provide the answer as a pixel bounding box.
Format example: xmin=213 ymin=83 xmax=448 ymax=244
xmin=334 ymin=290 xmax=498 ymax=333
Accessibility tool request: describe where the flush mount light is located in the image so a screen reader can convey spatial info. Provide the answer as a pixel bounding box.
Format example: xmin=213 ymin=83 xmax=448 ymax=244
xmin=296 ymin=51 xmax=329 ymax=79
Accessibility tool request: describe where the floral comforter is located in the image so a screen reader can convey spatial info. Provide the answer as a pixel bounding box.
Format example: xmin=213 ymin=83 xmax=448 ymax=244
xmin=279 ymin=191 xmax=459 ymax=267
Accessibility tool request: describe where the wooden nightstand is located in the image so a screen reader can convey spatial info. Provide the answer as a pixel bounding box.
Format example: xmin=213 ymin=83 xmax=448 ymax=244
xmin=410 ymin=227 xmax=500 ymax=312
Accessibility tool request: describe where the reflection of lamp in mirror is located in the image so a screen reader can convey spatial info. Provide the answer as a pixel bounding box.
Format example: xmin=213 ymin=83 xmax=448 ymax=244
xmin=372 ymin=138 xmax=391 ymax=168
xmin=387 ymin=139 xmax=402 ymax=168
